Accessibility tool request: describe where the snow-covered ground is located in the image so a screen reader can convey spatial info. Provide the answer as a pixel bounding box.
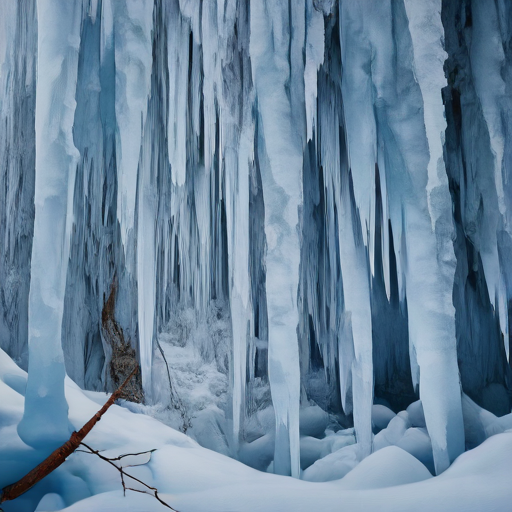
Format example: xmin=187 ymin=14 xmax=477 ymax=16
xmin=1 ymin=348 xmax=511 ymax=512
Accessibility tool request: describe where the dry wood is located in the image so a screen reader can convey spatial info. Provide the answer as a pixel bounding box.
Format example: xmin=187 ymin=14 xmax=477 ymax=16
xmin=77 ymin=443 xmax=177 ymax=510
xmin=102 ymin=278 xmax=144 ymax=403
xmin=0 ymin=366 xmax=138 ymax=504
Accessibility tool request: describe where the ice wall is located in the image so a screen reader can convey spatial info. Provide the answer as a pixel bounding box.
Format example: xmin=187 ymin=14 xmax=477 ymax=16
xmin=337 ymin=0 xmax=465 ymax=473
xmin=442 ymin=0 xmax=512 ymax=416
xmin=61 ymin=0 xmax=122 ymax=393
xmin=0 ymin=0 xmax=36 ymax=370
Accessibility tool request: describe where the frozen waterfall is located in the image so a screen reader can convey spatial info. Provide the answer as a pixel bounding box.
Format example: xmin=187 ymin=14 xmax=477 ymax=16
xmin=1 ymin=0 xmax=511 ymax=479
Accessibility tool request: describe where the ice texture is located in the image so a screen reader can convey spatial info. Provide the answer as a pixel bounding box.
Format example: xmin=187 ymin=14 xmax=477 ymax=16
xmin=250 ymin=0 xmax=305 ymax=476
xmin=442 ymin=0 xmax=512 ymax=417
xmin=339 ymin=0 xmax=465 ymax=473
xmin=0 ymin=0 xmax=36 ymax=370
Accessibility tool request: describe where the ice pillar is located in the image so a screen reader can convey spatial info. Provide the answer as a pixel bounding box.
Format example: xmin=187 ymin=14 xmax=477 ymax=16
xmin=18 ymin=0 xmax=81 ymax=449
xmin=250 ymin=0 xmax=304 ymax=478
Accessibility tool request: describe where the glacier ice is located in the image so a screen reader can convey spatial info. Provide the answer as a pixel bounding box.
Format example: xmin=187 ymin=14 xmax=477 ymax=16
xmin=1 ymin=0 xmax=511 ymax=482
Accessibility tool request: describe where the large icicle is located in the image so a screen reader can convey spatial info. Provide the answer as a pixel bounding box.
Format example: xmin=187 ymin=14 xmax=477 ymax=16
xmin=17 ymin=0 xmax=81 ymax=449
xmin=113 ymin=0 xmax=153 ymax=259
xmin=221 ymin=0 xmax=254 ymax=452
xmin=404 ymin=0 xmax=465 ymax=473
xmin=337 ymin=0 xmax=376 ymax=460
xmin=166 ymin=1 xmax=190 ymax=187
xmin=136 ymin=0 xmax=168 ymax=400
xmin=225 ymin=123 xmax=252 ymax=450
xmin=250 ymin=0 xmax=304 ymax=477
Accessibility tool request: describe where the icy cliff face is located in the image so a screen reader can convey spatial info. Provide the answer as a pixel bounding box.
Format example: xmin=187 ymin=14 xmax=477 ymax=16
xmin=0 ymin=0 xmax=511 ymax=476
xmin=0 ymin=0 xmax=36 ymax=372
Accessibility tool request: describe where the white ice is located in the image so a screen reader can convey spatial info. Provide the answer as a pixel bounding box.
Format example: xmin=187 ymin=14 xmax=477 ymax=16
xmin=16 ymin=0 xmax=82 ymax=450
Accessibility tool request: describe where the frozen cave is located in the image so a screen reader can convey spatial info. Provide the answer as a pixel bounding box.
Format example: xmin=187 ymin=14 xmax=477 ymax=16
xmin=1 ymin=0 xmax=512 ymax=510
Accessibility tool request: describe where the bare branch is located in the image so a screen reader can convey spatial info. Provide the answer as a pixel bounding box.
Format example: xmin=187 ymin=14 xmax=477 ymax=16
xmin=79 ymin=443 xmax=177 ymax=511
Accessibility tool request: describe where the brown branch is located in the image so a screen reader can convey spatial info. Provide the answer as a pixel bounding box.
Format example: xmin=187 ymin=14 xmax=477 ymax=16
xmin=79 ymin=442 xmax=177 ymax=511
xmin=0 ymin=366 xmax=138 ymax=504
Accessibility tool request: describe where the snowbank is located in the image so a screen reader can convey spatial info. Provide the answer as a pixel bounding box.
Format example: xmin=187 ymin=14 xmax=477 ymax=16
xmin=1 ymin=349 xmax=511 ymax=512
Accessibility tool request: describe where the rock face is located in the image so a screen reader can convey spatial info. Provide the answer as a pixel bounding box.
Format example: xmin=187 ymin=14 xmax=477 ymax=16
xmin=0 ymin=0 xmax=511 ymax=475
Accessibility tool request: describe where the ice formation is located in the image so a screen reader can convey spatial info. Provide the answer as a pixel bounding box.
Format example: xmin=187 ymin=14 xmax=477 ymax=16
xmin=15 ymin=0 xmax=82 ymax=449
xmin=1 ymin=0 xmax=511 ymax=494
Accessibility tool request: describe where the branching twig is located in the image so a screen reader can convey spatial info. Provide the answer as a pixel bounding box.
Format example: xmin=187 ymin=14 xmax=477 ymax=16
xmin=78 ymin=442 xmax=177 ymax=511
xmin=156 ymin=338 xmax=191 ymax=433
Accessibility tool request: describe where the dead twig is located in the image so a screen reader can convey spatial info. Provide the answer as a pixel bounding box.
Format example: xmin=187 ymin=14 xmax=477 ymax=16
xmin=78 ymin=442 xmax=177 ymax=511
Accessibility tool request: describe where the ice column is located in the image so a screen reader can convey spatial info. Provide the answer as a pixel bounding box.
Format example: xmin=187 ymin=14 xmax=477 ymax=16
xmin=136 ymin=0 xmax=168 ymax=400
xmin=333 ymin=168 xmax=374 ymax=460
xmin=18 ymin=0 xmax=81 ymax=449
xmin=337 ymin=0 xmax=376 ymax=459
xmin=404 ymin=0 xmax=465 ymax=473
xmin=250 ymin=0 xmax=303 ymax=477
xmin=137 ymin=139 xmax=157 ymax=399
xmin=225 ymin=123 xmax=252 ymax=449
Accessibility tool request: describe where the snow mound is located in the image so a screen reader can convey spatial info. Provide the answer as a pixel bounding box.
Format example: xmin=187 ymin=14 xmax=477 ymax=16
xmin=302 ymin=443 xmax=361 ymax=482
xmin=372 ymin=404 xmax=396 ymax=432
xmin=337 ymin=446 xmax=432 ymax=489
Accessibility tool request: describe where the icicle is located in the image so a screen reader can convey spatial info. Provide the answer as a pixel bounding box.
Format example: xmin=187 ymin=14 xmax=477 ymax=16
xmin=337 ymin=0 xmax=376 ymax=460
xmin=18 ymin=0 xmax=82 ymax=449
xmin=304 ymin=3 xmax=324 ymax=142
xmin=404 ymin=0 xmax=466 ymax=472
xmin=167 ymin=2 xmax=190 ymax=187
xmin=225 ymin=119 xmax=253 ymax=450
xmin=250 ymin=0 xmax=303 ymax=478
xmin=114 ymin=0 xmax=153 ymax=257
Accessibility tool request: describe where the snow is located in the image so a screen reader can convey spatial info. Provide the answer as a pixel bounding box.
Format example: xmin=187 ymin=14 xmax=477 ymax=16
xmin=2 ymin=349 xmax=512 ymax=511
xmin=336 ymin=446 xmax=433 ymax=489
xmin=372 ymin=404 xmax=396 ymax=432
xmin=302 ymin=442 xmax=361 ymax=482
xmin=407 ymin=401 xmax=427 ymax=428
xmin=34 ymin=493 xmax=66 ymax=512
xmin=462 ymin=393 xmax=512 ymax=449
